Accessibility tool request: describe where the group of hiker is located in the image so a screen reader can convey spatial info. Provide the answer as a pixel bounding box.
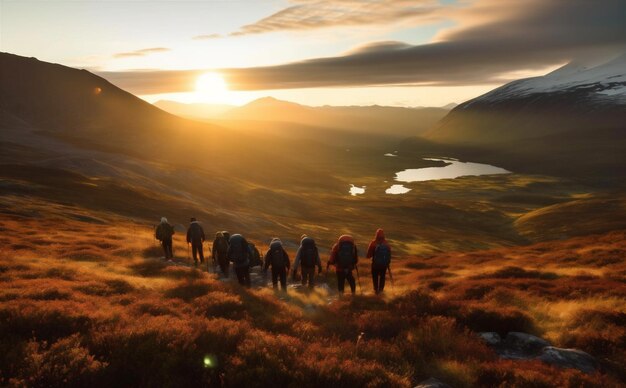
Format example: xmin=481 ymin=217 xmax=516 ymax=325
xmin=155 ymin=218 xmax=392 ymax=295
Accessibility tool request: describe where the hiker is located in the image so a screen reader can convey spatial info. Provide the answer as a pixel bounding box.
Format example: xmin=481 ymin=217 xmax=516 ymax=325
xmin=292 ymin=234 xmax=322 ymax=289
xmin=228 ymin=233 xmax=251 ymax=287
xmin=212 ymin=231 xmax=230 ymax=277
xmin=366 ymin=228 xmax=392 ymax=294
xmin=248 ymin=243 xmax=263 ymax=268
xmin=263 ymin=238 xmax=290 ymax=291
xmin=155 ymin=217 xmax=174 ymax=259
xmin=327 ymin=235 xmax=358 ymax=295
xmin=186 ymin=217 xmax=205 ymax=266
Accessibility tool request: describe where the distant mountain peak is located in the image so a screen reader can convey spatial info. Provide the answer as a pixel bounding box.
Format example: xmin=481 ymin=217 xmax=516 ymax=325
xmin=245 ymin=96 xmax=304 ymax=108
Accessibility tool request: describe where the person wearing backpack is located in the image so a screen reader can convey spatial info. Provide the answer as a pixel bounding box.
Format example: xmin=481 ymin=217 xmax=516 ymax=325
xmin=263 ymin=238 xmax=291 ymax=292
xmin=366 ymin=228 xmax=392 ymax=294
xmin=328 ymin=235 xmax=358 ymax=295
xmin=292 ymin=234 xmax=322 ymax=289
xmin=155 ymin=217 xmax=175 ymax=259
xmin=228 ymin=233 xmax=251 ymax=287
xmin=212 ymin=231 xmax=230 ymax=277
xmin=186 ymin=218 xmax=205 ymax=267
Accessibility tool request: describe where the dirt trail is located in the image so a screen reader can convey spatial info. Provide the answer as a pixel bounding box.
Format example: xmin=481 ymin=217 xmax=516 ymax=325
xmin=160 ymin=257 xmax=340 ymax=306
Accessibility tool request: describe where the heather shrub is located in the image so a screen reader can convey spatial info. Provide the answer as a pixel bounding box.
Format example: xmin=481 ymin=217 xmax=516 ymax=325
xmin=474 ymin=266 xmax=559 ymax=280
xmin=356 ymin=310 xmax=408 ymax=339
xmin=164 ymin=280 xmax=213 ymax=301
xmin=88 ymin=316 xmax=248 ymax=386
xmin=474 ymin=360 xmax=621 ymax=387
xmin=454 ymin=306 xmax=537 ymax=336
xmin=193 ymin=291 xmax=246 ymax=320
xmin=74 ymin=279 xmax=134 ymax=296
xmin=11 ymin=334 xmax=105 ymax=388
xmin=44 ymin=266 xmax=77 ymax=280
xmin=397 ymin=316 xmax=493 ymax=366
xmin=130 ymin=259 xmax=167 ymax=277
xmin=0 ymin=303 xmax=93 ymax=342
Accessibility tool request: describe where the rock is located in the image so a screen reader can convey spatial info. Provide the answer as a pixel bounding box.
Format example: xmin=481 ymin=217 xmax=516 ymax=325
xmin=478 ymin=332 xmax=501 ymax=346
xmin=414 ymin=377 xmax=451 ymax=388
xmin=502 ymin=332 xmax=551 ymax=357
xmin=539 ymin=346 xmax=597 ymax=373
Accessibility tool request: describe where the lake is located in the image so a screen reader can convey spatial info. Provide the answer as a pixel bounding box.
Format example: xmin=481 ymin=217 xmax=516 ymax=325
xmin=349 ymin=158 xmax=510 ymax=195
xmin=395 ymin=158 xmax=510 ymax=183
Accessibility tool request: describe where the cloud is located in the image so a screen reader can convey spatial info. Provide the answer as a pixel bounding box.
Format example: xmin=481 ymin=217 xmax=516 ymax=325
xmin=229 ymin=0 xmax=445 ymax=36
xmin=113 ymin=47 xmax=171 ymax=59
xmin=100 ymin=0 xmax=626 ymax=93
xmin=193 ymin=33 xmax=223 ymax=40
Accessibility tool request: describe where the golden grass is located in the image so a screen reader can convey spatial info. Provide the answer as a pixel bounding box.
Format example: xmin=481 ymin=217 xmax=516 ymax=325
xmin=1 ymin=197 xmax=625 ymax=386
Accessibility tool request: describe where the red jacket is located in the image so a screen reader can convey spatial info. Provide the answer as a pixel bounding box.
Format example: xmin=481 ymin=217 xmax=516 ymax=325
xmin=366 ymin=229 xmax=391 ymax=260
xmin=328 ymin=235 xmax=358 ymax=272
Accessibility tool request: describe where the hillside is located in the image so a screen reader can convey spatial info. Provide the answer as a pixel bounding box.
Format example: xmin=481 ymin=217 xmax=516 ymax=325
xmin=404 ymin=54 xmax=626 ymax=179
xmin=428 ymin=53 xmax=626 ymax=144
xmin=158 ymin=96 xmax=450 ymax=139
xmin=0 ymin=197 xmax=624 ymax=386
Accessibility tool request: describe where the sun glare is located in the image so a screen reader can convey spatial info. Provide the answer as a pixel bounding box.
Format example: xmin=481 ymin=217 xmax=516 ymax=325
xmin=195 ymin=72 xmax=228 ymax=103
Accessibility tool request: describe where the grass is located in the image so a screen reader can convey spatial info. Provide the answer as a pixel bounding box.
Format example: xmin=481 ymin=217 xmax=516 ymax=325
xmin=0 ymin=198 xmax=625 ymax=386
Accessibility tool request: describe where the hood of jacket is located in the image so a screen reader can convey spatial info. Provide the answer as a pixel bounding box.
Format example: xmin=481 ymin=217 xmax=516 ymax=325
xmin=375 ymin=228 xmax=385 ymax=242
xmin=338 ymin=234 xmax=354 ymax=244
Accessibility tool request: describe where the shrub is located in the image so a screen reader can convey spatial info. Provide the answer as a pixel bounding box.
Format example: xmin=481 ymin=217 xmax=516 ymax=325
xmin=194 ymin=292 xmax=245 ymax=320
xmin=12 ymin=334 xmax=105 ymax=388
xmin=165 ymin=280 xmax=213 ymax=301
xmin=454 ymin=306 xmax=537 ymax=336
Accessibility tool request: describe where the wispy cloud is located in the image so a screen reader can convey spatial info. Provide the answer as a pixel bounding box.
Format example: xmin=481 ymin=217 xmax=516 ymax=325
xmin=193 ymin=33 xmax=223 ymax=40
xmin=227 ymin=0 xmax=444 ymax=36
xmin=100 ymin=0 xmax=626 ymax=93
xmin=113 ymin=47 xmax=171 ymax=59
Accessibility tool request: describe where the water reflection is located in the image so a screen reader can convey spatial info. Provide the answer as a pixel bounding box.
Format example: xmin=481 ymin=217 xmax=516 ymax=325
xmin=395 ymin=158 xmax=510 ymax=182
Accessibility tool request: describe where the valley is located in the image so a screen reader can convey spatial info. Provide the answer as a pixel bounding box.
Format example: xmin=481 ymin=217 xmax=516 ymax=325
xmin=1 ymin=52 xmax=625 ymax=386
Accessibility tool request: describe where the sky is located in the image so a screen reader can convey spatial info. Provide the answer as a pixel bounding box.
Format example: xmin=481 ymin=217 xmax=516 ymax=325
xmin=1 ymin=0 xmax=625 ymax=107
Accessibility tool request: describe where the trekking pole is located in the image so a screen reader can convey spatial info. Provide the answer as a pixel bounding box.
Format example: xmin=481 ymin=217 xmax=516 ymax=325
xmin=355 ymin=265 xmax=363 ymax=294
xmin=187 ymin=243 xmax=191 ymax=266
xmin=207 ymin=247 xmax=212 ymax=273
xmin=388 ymin=265 xmax=394 ymax=291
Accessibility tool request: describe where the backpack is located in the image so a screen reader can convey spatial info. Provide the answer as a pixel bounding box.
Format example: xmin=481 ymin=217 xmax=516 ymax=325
xmin=229 ymin=235 xmax=249 ymax=267
xmin=155 ymin=225 xmax=164 ymax=240
xmin=270 ymin=246 xmax=287 ymax=269
xmin=301 ymin=245 xmax=317 ymax=268
xmin=249 ymin=244 xmax=262 ymax=267
xmin=215 ymin=235 xmax=229 ymax=253
xmin=372 ymin=243 xmax=391 ymax=269
xmin=337 ymin=241 xmax=355 ymax=269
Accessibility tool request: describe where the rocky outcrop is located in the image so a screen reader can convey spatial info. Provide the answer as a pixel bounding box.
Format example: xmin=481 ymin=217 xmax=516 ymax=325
xmin=478 ymin=332 xmax=597 ymax=373
xmin=414 ymin=377 xmax=451 ymax=388
xmin=539 ymin=346 xmax=597 ymax=374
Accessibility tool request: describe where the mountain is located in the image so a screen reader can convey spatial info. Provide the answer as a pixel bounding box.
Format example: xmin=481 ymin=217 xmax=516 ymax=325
xmin=428 ymin=53 xmax=626 ymax=144
xmin=160 ymin=96 xmax=451 ymax=139
xmin=153 ymin=100 xmax=235 ymax=120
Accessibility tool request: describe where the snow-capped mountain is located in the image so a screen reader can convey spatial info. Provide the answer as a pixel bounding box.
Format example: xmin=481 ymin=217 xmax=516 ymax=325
xmin=470 ymin=52 xmax=626 ymax=106
xmin=428 ymin=53 xmax=626 ymax=144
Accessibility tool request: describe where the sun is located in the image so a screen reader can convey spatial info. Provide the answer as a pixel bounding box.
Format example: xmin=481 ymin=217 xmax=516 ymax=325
xmin=195 ymin=72 xmax=228 ymax=103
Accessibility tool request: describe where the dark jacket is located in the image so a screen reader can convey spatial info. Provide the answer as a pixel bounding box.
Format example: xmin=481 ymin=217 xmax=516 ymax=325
xmin=186 ymin=221 xmax=205 ymax=244
xmin=263 ymin=239 xmax=290 ymax=271
xmin=155 ymin=222 xmax=174 ymax=241
xmin=328 ymin=235 xmax=358 ymax=272
xmin=212 ymin=232 xmax=229 ymax=256
xmin=228 ymin=234 xmax=250 ymax=268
